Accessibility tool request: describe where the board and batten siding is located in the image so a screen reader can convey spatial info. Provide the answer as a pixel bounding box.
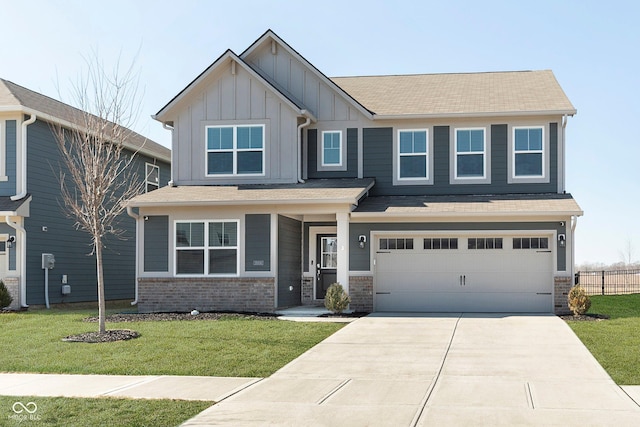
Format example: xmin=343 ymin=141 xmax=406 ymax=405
xmin=349 ymin=221 xmax=567 ymax=272
xmin=245 ymin=214 xmax=271 ymax=272
xmin=0 ymin=119 xmax=17 ymax=196
xmin=277 ymin=215 xmax=301 ymax=308
xmin=172 ymin=60 xmax=300 ymax=186
xmin=144 ymin=215 xmax=169 ymax=272
xmin=24 ymin=119 xmax=169 ymax=304
xmin=363 ymin=124 xmax=558 ymax=196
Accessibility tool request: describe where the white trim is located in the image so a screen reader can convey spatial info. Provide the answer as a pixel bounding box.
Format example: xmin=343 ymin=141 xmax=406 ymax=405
xmin=145 ymin=163 xmax=160 ymax=193
xmin=308 ymin=226 xmax=337 ymax=300
xmin=0 ymin=121 xmax=6 ymax=181
xmin=394 ymin=128 xmax=433 ymax=186
xmin=451 ymin=127 xmax=490 ymax=184
xmin=317 ymin=130 xmax=346 ymax=171
xmin=205 ymin=124 xmax=266 ymax=177
xmin=509 ymin=125 xmax=548 ymax=183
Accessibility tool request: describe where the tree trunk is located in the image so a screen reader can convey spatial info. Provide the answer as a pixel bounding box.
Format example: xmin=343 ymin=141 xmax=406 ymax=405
xmin=96 ymin=236 xmax=106 ymax=334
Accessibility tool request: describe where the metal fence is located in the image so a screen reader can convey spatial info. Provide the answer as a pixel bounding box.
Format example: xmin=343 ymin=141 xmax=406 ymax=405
xmin=575 ymin=270 xmax=640 ymax=295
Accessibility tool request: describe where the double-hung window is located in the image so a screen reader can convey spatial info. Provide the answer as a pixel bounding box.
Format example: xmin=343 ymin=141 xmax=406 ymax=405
xmin=455 ymin=128 xmax=485 ymax=179
xmin=513 ymin=127 xmax=544 ymax=178
xmin=321 ymin=131 xmax=342 ymax=166
xmin=145 ymin=163 xmax=159 ymax=192
xmin=175 ymin=221 xmax=238 ymax=275
xmin=206 ymin=125 xmax=264 ymax=176
xmin=398 ymin=130 xmax=428 ymax=179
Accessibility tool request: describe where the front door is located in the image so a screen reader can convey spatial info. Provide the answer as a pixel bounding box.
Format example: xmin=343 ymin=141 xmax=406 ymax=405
xmin=316 ymin=235 xmax=337 ymax=299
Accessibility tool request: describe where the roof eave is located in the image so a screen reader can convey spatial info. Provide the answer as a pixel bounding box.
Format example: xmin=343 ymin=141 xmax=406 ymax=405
xmin=351 ymin=209 xmax=584 ymax=219
xmin=372 ymin=109 xmax=577 ymax=120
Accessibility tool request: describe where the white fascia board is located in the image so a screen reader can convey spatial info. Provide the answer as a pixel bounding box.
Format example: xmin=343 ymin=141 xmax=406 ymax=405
xmin=10 ymin=106 xmax=170 ymax=163
xmin=372 ymin=109 xmax=577 ymax=121
xmin=350 ymin=210 xmax=584 ymax=221
xmin=130 ymin=198 xmax=361 ymax=208
xmin=241 ymin=31 xmax=374 ymax=120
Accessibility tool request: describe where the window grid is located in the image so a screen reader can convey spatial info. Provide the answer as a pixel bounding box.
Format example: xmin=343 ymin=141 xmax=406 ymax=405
xmin=379 ymin=238 xmax=414 ymax=250
xmin=455 ymin=128 xmax=485 ymax=179
xmin=398 ymin=129 xmax=429 ymax=180
xmin=423 ymin=238 xmax=458 ymax=250
xmin=513 ymin=127 xmax=544 ymax=177
xmin=468 ymin=237 xmax=503 ymax=250
xmin=175 ymin=221 xmax=239 ymax=275
xmin=206 ymin=125 xmax=264 ymax=176
xmin=321 ymin=131 xmax=342 ymax=166
xmin=513 ymin=237 xmax=549 ymax=250
xmin=145 ymin=163 xmax=159 ymax=193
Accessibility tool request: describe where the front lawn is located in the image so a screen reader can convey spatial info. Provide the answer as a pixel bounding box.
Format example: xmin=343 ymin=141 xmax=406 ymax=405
xmin=0 ymin=395 xmax=211 ymax=427
xmin=0 ymin=306 xmax=344 ymax=377
xmin=566 ymin=294 xmax=640 ymax=385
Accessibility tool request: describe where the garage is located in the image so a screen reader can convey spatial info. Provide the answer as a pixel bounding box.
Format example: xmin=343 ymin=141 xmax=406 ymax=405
xmin=374 ymin=233 xmax=554 ymax=312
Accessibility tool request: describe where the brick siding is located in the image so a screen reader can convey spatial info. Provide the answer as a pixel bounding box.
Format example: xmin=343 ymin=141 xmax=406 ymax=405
xmin=301 ymin=277 xmax=314 ymax=305
xmin=2 ymin=277 xmax=20 ymax=310
xmin=554 ymin=276 xmax=573 ymax=315
xmin=137 ymin=277 xmax=275 ymax=313
xmin=349 ymin=276 xmax=373 ymax=312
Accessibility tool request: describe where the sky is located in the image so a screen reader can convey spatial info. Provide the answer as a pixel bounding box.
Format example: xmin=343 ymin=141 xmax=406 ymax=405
xmin=0 ymin=0 xmax=638 ymax=266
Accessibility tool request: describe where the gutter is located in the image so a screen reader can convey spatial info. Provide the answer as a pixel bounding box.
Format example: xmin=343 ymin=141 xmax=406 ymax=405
xmin=5 ymin=216 xmax=27 ymax=308
xmin=371 ymin=109 xmax=577 ymax=121
xmin=560 ymin=115 xmax=569 ymax=193
xmin=297 ymin=112 xmax=312 ymax=183
xmin=11 ymin=114 xmax=36 ymax=201
xmin=162 ymin=122 xmax=176 ymax=187
xmin=126 ymin=206 xmax=140 ymax=305
xmin=571 ymin=215 xmax=578 ymax=283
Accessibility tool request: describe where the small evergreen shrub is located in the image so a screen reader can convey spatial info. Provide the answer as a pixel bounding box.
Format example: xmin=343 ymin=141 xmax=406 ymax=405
xmin=324 ymin=283 xmax=350 ymax=314
xmin=568 ymin=285 xmax=591 ymax=316
xmin=0 ymin=280 xmax=13 ymax=309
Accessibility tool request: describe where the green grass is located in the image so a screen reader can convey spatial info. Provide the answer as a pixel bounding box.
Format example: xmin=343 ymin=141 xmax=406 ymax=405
xmin=567 ymin=294 xmax=640 ymax=385
xmin=0 ymin=306 xmax=344 ymax=377
xmin=0 ymin=395 xmax=211 ymax=427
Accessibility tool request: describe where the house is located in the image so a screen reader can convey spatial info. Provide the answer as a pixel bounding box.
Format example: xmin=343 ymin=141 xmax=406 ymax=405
xmin=0 ymin=79 xmax=171 ymax=309
xmin=128 ymin=30 xmax=582 ymax=315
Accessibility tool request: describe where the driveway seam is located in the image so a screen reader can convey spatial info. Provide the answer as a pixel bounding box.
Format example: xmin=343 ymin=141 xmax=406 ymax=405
xmin=316 ymin=378 xmax=351 ymax=405
xmin=410 ymin=313 xmax=462 ymax=427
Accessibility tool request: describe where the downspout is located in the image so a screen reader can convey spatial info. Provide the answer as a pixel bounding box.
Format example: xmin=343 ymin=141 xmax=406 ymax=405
xmin=297 ymin=113 xmax=312 ymax=183
xmin=11 ymin=114 xmax=37 ymax=201
xmin=5 ymin=216 xmax=27 ymax=308
xmin=560 ymin=115 xmax=568 ymax=193
xmin=162 ymin=122 xmax=176 ymax=187
xmin=126 ymin=206 xmax=140 ymax=305
xmin=571 ymin=215 xmax=578 ymax=283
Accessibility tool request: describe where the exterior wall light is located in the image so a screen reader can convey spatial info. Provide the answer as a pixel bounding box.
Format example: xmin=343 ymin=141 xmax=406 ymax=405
xmin=358 ymin=235 xmax=367 ymax=249
xmin=558 ymin=233 xmax=566 ymax=248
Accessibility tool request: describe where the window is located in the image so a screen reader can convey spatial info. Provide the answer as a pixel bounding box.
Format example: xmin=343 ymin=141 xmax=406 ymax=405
xmin=513 ymin=237 xmax=549 ymax=250
xmin=455 ymin=128 xmax=485 ymax=178
xmin=468 ymin=237 xmax=503 ymax=250
xmin=513 ymin=127 xmax=544 ymax=177
xmin=379 ymin=238 xmax=414 ymax=250
xmin=321 ymin=131 xmax=342 ymax=166
xmin=424 ymin=238 xmax=458 ymax=250
xmin=398 ymin=130 xmax=428 ymax=179
xmin=206 ymin=125 xmax=264 ymax=176
xmin=145 ymin=163 xmax=159 ymax=192
xmin=175 ymin=221 xmax=238 ymax=275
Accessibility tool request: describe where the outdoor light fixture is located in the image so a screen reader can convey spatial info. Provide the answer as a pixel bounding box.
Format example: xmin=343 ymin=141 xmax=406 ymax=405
xmin=358 ymin=235 xmax=367 ymax=249
xmin=6 ymin=235 xmax=15 ymax=248
xmin=558 ymin=234 xmax=566 ymax=248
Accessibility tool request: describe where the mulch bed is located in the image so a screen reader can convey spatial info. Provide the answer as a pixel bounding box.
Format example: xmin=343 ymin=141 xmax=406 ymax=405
xmin=559 ymin=313 xmax=610 ymax=322
xmin=82 ymin=312 xmax=278 ymax=323
xmin=62 ymin=329 xmax=140 ymax=343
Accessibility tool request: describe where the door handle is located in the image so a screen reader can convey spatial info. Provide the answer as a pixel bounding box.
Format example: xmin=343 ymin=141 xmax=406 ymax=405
xmin=463 ymin=275 xmax=466 ymax=286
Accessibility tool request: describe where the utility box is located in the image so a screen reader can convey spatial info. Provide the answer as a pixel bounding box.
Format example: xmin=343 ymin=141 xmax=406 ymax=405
xmin=61 ymin=285 xmax=71 ymax=295
xmin=42 ymin=253 xmax=55 ymax=269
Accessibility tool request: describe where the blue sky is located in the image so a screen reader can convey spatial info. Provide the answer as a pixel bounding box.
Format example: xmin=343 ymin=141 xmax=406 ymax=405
xmin=1 ymin=0 xmax=638 ymax=265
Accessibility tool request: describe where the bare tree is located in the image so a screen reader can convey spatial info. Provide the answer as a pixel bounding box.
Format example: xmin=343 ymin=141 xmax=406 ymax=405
xmin=619 ymin=238 xmax=636 ymax=268
xmin=52 ymin=54 xmax=145 ymax=334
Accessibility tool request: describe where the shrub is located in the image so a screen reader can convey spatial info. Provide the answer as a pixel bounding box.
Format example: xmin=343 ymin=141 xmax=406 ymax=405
xmin=324 ymin=283 xmax=350 ymax=314
xmin=568 ymin=285 xmax=591 ymax=316
xmin=0 ymin=280 xmax=13 ymax=309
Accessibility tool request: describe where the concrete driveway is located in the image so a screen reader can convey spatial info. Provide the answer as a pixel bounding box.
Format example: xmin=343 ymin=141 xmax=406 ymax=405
xmin=183 ymin=313 xmax=640 ymax=426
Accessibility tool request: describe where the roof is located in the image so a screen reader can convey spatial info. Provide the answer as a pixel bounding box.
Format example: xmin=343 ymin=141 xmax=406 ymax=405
xmin=128 ymin=178 xmax=375 ymax=207
xmin=0 ymin=79 xmax=170 ymax=162
xmin=0 ymin=195 xmax=31 ymax=216
xmin=331 ymin=70 xmax=576 ymax=118
xmin=352 ymin=193 xmax=583 ymax=217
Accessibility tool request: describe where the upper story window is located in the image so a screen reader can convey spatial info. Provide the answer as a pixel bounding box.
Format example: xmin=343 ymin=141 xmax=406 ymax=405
xmin=513 ymin=127 xmax=544 ymax=177
xmin=175 ymin=220 xmax=239 ymax=276
xmin=321 ymin=131 xmax=342 ymax=166
xmin=206 ymin=125 xmax=264 ymax=176
xmin=398 ymin=130 xmax=428 ymax=179
xmin=455 ymin=128 xmax=486 ymax=179
xmin=145 ymin=163 xmax=159 ymax=192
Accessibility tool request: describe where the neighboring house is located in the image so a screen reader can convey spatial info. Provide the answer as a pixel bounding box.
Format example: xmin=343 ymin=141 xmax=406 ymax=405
xmin=128 ymin=30 xmax=582 ymax=315
xmin=0 ymin=79 xmax=171 ymax=309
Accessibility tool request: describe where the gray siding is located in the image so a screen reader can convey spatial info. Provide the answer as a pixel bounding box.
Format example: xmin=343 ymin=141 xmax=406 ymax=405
xmin=306 ymin=128 xmax=358 ymax=179
xmin=364 ymin=124 xmax=558 ymax=196
xmin=302 ymin=222 xmax=335 ymax=273
xmin=24 ymin=119 xmax=170 ymax=305
xmin=144 ymin=216 xmax=169 ymax=272
xmin=245 ymin=214 xmax=271 ymax=272
xmin=0 ymin=223 xmax=16 ymax=270
xmin=0 ymin=120 xmax=17 ymax=196
xmin=277 ymin=215 xmax=301 ymax=308
xmin=350 ymin=222 xmax=566 ymax=272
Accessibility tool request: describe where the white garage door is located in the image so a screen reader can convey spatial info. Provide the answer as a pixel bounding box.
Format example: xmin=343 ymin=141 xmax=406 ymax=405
xmin=375 ymin=234 xmax=553 ymax=312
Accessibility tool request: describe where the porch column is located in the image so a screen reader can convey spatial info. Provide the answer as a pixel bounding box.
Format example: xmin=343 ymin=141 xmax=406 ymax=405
xmin=336 ymin=212 xmax=349 ymax=293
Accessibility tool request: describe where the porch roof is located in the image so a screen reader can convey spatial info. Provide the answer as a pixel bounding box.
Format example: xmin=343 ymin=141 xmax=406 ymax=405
xmin=127 ymin=178 xmax=375 ymax=207
xmin=0 ymin=195 xmax=31 ymax=217
xmin=352 ymin=193 xmax=583 ymax=218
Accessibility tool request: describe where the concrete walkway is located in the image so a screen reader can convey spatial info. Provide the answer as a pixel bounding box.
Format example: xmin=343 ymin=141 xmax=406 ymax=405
xmin=183 ymin=313 xmax=640 ymax=426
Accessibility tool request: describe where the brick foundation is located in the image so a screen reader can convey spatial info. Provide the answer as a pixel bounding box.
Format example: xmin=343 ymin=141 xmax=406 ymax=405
xmin=2 ymin=277 xmax=21 ymax=310
xmin=349 ymin=276 xmax=373 ymax=312
xmin=554 ymin=276 xmax=573 ymax=315
xmin=137 ymin=277 xmax=276 ymax=313
xmin=301 ymin=277 xmax=314 ymax=305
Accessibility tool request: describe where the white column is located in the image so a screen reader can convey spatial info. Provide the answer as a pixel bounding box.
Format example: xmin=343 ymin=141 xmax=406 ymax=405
xmin=336 ymin=212 xmax=349 ymax=293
